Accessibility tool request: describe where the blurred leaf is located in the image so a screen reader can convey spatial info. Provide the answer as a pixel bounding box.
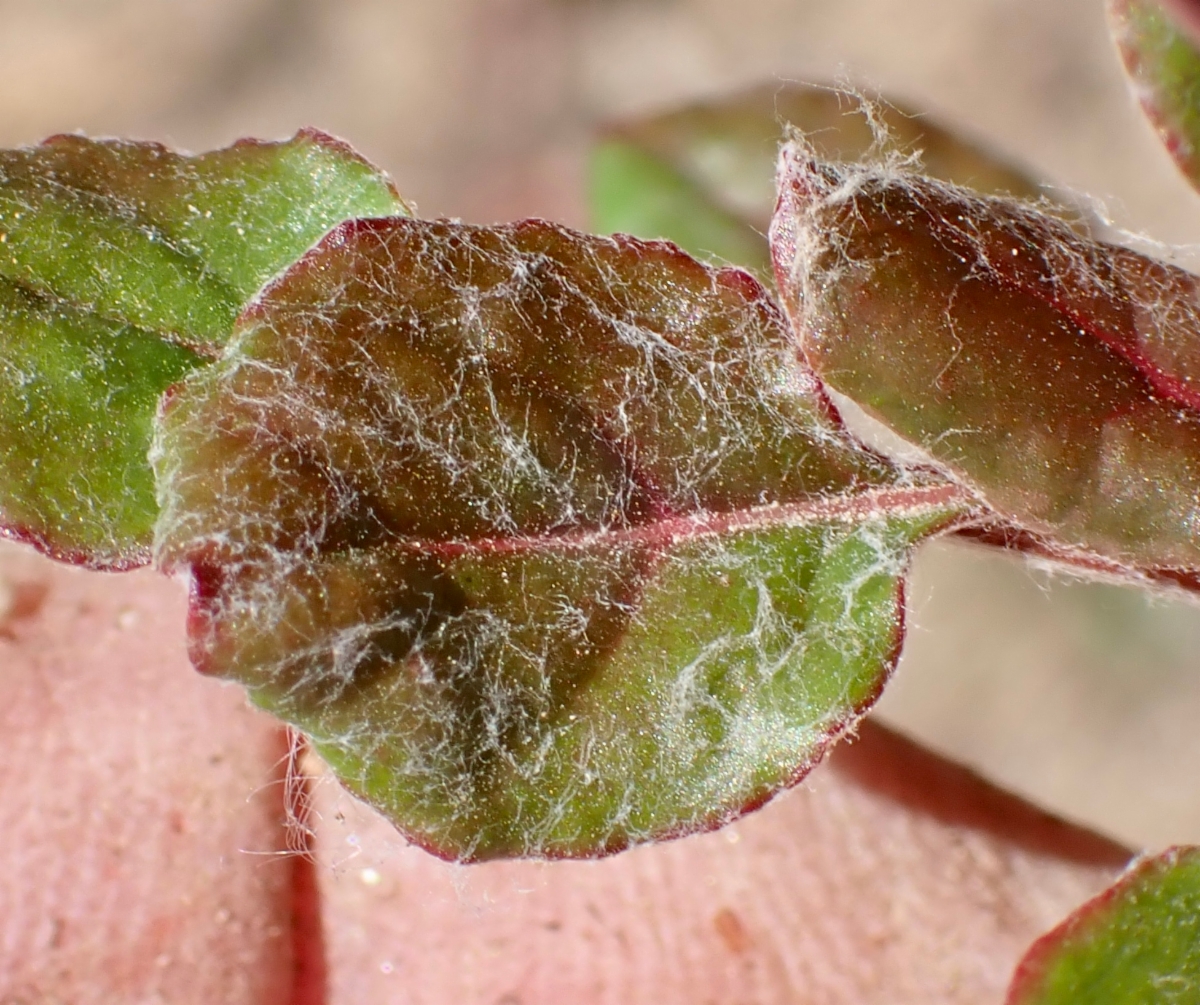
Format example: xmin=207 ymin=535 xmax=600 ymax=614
xmin=1007 ymin=846 xmax=1200 ymax=1004
xmin=1111 ymin=0 xmax=1200 ymax=192
xmin=771 ymin=143 xmax=1200 ymax=585
xmin=153 ymin=217 xmax=968 ymax=860
xmin=590 ymin=82 xmax=1042 ymax=273
xmin=591 ymin=140 xmax=773 ymax=273
xmin=0 ymin=129 xmax=406 ymax=567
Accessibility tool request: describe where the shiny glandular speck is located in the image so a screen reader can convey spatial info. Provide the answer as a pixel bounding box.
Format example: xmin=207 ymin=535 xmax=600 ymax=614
xmin=153 ymin=217 xmax=966 ymax=860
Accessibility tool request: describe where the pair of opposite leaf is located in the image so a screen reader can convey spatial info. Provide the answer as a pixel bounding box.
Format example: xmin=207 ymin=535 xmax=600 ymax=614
xmin=1 ymin=0 xmax=1199 ymax=999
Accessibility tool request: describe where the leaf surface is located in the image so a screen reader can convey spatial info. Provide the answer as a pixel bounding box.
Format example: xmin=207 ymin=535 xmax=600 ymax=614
xmin=1111 ymin=0 xmax=1200 ymax=192
xmin=591 ymin=83 xmax=1042 ymax=274
xmin=0 ymin=129 xmax=406 ymax=567
xmin=153 ymin=217 xmax=968 ymax=860
xmin=772 ymin=143 xmax=1200 ymax=584
xmin=1007 ymin=846 xmax=1200 ymax=1005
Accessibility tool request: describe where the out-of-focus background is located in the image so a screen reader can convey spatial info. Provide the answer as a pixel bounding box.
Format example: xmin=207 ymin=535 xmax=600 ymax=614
xmin=1 ymin=0 xmax=1199 ymax=850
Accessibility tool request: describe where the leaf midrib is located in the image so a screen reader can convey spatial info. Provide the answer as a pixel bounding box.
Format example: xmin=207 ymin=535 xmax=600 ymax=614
xmin=373 ymin=482 xmax=973 ymax=561
xmin=0 ymin=167 xmax=244 ymax=354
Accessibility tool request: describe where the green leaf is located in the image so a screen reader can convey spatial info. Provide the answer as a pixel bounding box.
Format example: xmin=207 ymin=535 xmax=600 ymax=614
xmin=1008 ymin=846 xmax=1200 ymax=1005
xmin=1111 ymin=0 xmax=1200 ymax=192
xmin=590 ymin=83 xmax=1042 ymax=274
xmin=591 ymin=140 xmax=774 ymax=274
xmin=152 ymin=217 xmax=968 ymax=860
xmin=0 ymin=129 xmax=406 ymax=567
xmin=772 ymin=142 xmax=1200 ymax=585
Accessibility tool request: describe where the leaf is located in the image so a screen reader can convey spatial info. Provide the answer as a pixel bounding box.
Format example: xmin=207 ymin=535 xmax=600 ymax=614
xmin=1111 ymin=0 xmax=1200 ymax=192
xmin=590 ymin=140 xmax=774 ymax=275
xmin=0 ymin=129 xmax=407 ymax=567
xmin=152 ymin=217 xmax=969 ymax=860
xmin=590 ymin=82 xmax=1043 ymax=274
xmin=1007 ymin=846 xmax=1200 ymax=1004
xmin=771 ymin=142 xmax=1200 ymax=585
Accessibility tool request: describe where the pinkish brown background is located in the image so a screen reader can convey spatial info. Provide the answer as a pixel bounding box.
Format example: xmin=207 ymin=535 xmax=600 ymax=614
xmin=1 ymin=0 xmax=1198 ymax=1002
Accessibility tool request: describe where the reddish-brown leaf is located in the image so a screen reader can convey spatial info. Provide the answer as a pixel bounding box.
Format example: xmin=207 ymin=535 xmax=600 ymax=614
xmin=153 ymin=216 xmax=967 ymax=860
xmin=772 ymin=142 xmax=1200 ymax=584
